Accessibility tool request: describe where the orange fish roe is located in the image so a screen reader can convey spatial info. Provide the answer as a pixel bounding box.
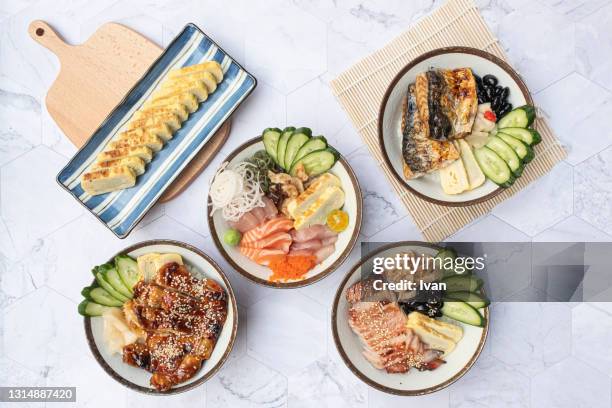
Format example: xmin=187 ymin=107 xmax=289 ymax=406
xmin=268 ymin=255 xmax=317 ymax=282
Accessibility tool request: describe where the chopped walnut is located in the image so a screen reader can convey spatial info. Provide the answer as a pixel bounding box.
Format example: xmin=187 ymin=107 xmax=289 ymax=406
xmin=268 ymin=170 xmax=304 ymax=195
xmin=281 ymin=183 xmax=298 ymax=198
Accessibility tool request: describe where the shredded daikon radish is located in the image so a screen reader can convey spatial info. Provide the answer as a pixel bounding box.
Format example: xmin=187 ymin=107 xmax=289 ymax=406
xmin=210 ymin=162 xmax=243 ymax=208
xmin=210 ymin=161 xmax=266 ymax=222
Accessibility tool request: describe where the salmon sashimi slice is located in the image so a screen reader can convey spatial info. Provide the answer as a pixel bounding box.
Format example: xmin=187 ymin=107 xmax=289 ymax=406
xmin=239 ymin=247 xmax=285 ymax=266
xmin=241 ymin=217 xmax=294 ymax=245
xmin=240 ymin=231 xmax=292 ymax=252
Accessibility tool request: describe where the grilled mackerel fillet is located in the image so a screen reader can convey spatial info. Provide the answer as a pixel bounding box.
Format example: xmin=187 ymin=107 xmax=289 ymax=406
xmin=414 ymin=68 xmax=478 ymax=141
xmin=402 ymin=84 xmax=459 ymax=179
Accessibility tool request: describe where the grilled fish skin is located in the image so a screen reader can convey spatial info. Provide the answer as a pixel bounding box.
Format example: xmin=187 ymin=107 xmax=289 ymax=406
xmin=439 ymin=68 xmax=478 ymax=139
xmin=402 ymin=84 xmax=459 ymax=179
xmin=414 ymin=68 xmax=478 ymax=141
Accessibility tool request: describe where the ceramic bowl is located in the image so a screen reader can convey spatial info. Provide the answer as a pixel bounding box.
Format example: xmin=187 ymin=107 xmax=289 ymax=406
xmin=378 ymin=47 xmax=533 ymax=206
xmin=208 ymin=137 xmax=362 ymax=288
xmin=84 ymin=240 xmax=237 ymax=394
xmin=332 ymin=242 xmax=489 ymax=395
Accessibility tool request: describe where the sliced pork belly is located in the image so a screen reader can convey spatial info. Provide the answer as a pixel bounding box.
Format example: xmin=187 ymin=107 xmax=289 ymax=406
xmin=345 ymin=280 xmax=444 ymax=374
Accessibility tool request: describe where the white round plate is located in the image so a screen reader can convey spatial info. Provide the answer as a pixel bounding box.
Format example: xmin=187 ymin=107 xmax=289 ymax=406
xmin=208 ymin=137 xmax=362 ymax=288
xmin=85 ymin=240 xmax=237 ymax=394
xmin=332 ymin=242 xmax=488 ymax=395
xmin=378 ymin=47 xmax=533 ymax=206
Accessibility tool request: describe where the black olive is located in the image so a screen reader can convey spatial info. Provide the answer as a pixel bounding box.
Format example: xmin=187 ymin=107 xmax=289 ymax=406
xmin=491 ymin=95 xmax=501 ymax=110
xmin=415 ymin=304 xmax=428 ymax=312
xmin=498 ymin=102 xmax=512 ymax=118
xmin=494 ymin=86 xmax=504 ymax=97
xmin=427 ymin=308 xmax=438 ymax=318
xmin=427 ymin=297 xmax=440 ymax=306
xmin=485 ymin=86 xmax=494 ymax=101
xmin=500 ymin=87 xmax=509 ymax=101
xmin=435 ymin=309 xmax=444 ymax=318
xmin=483 ymin=74 xmax=498 ymax=87
xmin=477 ymin=89 xmax=488 ymax=103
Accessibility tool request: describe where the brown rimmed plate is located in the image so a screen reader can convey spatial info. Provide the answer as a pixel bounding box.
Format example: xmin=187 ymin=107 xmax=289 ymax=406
xmin=84 ymin=240 xmax=238 ymax=394
xmin=378 ymin=46 xmax=534 ymax=207
xmin=332 ymin=241 xmax=489 ymax=395
xmin=207 ymin=137 xmax=362 ymax=288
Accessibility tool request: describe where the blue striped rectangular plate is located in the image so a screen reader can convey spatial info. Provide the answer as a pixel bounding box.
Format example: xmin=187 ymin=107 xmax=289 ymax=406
xmin=56 ymin=23 xmax=257 ymax=238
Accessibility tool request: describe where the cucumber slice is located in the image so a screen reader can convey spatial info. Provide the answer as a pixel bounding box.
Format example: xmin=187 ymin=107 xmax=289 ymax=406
xmin=497 ymin=132 xmax=534 ymax=163
xmin=81 ymin=286 xmax=94 ymax=300
xmin=292 ymin=136 xmax=327 ymax=166
xmin=95 ymin=271 xmax=129 ymax=302
xmin=473 ymin=146 xmax=515 ymax=188
xmin=284 ymin=128 xmax=311 ymax=169
xmin=262 ymin=128 xmax=282 ymax=162
xmin=497 ymin=105 xmax=536 ymax=128
xmin=104 ymin=267 xmax=132 ymax=299
xmin=441 ymin=301 xmax=484 ymax=327
xmin=499 ymin=127 xmax=541 ymax=146
xmin=276 ymin=127 xmax=295 ymax=169
xmin=115 ymin=255 xmax=141 ymax=293
xmin=78 ymin=300 xmax=113 ymax=317
xmin=444 ymin=291 xmax=490 ymax=309
xmin=442 ymin=274 xmax=483 ymax=292
xmin=89 ymin=287 xmax=124 ymax=307
xmin=290 ymin=148 xmax=339 ymax=177
xmin=486 ymin=136 xmax=523 ymax=177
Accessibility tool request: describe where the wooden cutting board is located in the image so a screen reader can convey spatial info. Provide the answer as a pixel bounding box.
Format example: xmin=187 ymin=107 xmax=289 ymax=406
xmin=28 ymin=20 xmax=230 ymax=202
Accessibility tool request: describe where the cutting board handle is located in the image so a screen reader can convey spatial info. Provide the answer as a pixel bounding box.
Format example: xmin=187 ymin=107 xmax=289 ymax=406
xmin=28 ymin=20 xmax=71 ymax=57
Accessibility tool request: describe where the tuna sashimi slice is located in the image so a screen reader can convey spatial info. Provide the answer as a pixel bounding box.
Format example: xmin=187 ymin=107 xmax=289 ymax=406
xmin=315 ymin=244 xmax=335 ymax=263
xmin=290 ymin=239 xmax=322 ymax=251
xmin=291 ymin=224 xmax=337 ymax=242
xmin=228 ymin=211 xmax=260 ymax=233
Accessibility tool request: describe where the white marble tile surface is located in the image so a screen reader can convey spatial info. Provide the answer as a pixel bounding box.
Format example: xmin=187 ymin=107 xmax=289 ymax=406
xmin=1 ymin=1 xmax=612 ymax=407
xmin=574 ymin=146 xmax=612 ymax=235
xmin=576 ymin=3 xmax=612 ymax=91
xmin=535 ymin=72 xmax=612 ymax=165
xmin=496 ymin=1 xmax=575 ymax=93
xmin=493 ymin=162 xmax=574 ymax=236
xmin=448 ymin=354 xmax=530 ymax=408
xmin=531 ymin=357 xmax=612 ymax=408
xmin=490 ymin=302 xmax=571 ymax=376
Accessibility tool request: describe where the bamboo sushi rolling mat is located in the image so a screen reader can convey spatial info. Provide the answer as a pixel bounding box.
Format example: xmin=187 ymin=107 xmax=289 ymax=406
xmin=330 ymin=0 xmax=567 ymax=242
